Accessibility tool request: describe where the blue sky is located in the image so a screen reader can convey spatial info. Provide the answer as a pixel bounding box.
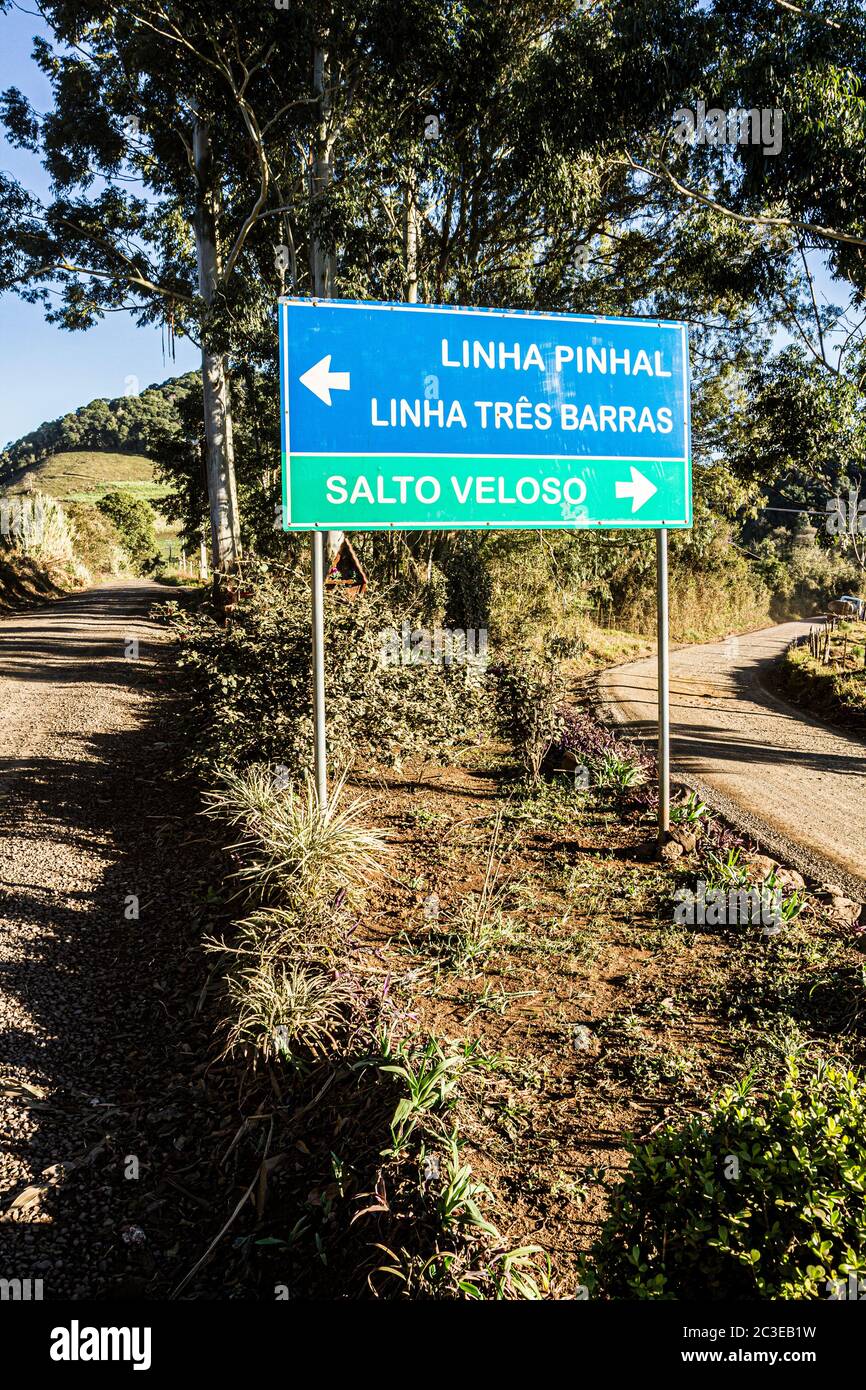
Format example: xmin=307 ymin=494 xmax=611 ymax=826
xmin=0 ymin=4 xmax=198 ymax=449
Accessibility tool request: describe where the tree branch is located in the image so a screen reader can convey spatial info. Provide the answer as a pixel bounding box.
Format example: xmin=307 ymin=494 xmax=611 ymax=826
xmin=623 ymin=151 xmax=866 ymax=250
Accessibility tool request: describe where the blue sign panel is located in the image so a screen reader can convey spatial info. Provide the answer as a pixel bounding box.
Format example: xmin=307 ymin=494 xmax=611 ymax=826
xmin=279 ymin=298 xmax=691 ymax=529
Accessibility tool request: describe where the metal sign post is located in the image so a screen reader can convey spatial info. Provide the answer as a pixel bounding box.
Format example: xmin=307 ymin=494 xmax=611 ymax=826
xmin=656 ymin=528 xmax=670 ymax=842
xmin=311 ymin=530 xmax=327 ymax=805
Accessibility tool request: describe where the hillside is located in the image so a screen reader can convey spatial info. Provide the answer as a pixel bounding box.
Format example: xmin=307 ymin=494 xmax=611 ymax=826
xmin=0 ymin=449 xmax=171 ymax=502
xmin=0 ymin=376 xmax=199 ymax=573
xmin=0 ymin=448 xmax=181 ymax=567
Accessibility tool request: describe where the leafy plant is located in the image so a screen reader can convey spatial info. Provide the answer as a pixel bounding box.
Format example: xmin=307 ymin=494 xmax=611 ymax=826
xmin=433 ymin=1137 xmax=499 ymax=1237
xmin=492 ymin=645 xmax=567 ymax=781
xmin=373 ymin=1238 xmax=550 ymax=1301
xmin=592 ymin=752 xmax=646 ymax=794
xmin=703 ymin=848 xmax=750 ymax=891
xmin=588 ymin=1062 xmax=866 ymax=1299
xmin=96 ymin=488 xmax=159 ymax=570
xmin=382 ymin=1038 xmax=464 ymax=1149
xmin=162 ymin=560 xmax=492 ymax=775
xmin=671 ymin=792 xmax=708 ymax=824
xmin=552 ymin=709 xmax=656 ymax=815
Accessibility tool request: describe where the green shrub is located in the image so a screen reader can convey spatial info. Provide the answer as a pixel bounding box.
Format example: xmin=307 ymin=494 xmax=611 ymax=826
xmin=589 ymin=1062 xmax=866 ymax=1300
xmin=445 ymin=534 xmax=492 ymax=631
xmin=492 ymin=641 xmax=568 ymax=780
xmin=97 ymin=489 xmax=159 ymax=570
xmin=65 ymin=501 xmax=130 ymax=576
xmin=163 ymin=559 xmax=491 ymax=774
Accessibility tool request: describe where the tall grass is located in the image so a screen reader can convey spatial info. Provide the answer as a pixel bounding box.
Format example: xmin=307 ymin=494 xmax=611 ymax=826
xmin=2 ymin=493 xmax=76 ymax=563
xmin=223 ymin=958 xmax=353 ymax=1064
xmin=203 ymin=765 xmax=388 ymax=902
xmin=204 ymin=765 xmax=387 ymax=1069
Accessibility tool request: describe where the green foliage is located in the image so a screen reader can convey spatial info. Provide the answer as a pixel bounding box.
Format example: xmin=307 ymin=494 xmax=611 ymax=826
xmin=382 ymin=1038 xmax=465 ymax=1151
xmin=670 ymin=791 xmax=708 ymax=824
xmin=492 ymin=642 xmax=568 ymax=780
xmin=444 ymin=535 xmax=493 ymax=631
xmin=64 ymin=501 xmax=129 ymax=577
xmin=589 ymin=1062 xmax=866 ymax=1300
xmin=164 ymin=559 xmax=490 ymax=774
xmin=592 ymin=751 xmax=646 ymax=795
xmin=753 ymin=522 xmax=862 ymax=617
xmin=96 ymin=488 xmax=159 ymax=570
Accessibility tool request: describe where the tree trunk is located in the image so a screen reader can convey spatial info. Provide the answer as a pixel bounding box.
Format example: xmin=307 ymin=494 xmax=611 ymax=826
xmin=193 ymin=114 xmax=241 ymax=570
xmin=310 ymin=44 xmax=336 ymax=299
xmin=404 ymin=173 xmax=419 ymax=303
xmin=311 ymin=42 xmax=342 ymax=563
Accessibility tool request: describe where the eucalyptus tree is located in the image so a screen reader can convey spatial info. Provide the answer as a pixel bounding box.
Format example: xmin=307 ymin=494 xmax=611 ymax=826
xmin=0 ymin=0 xmax=380 ymax=568
xmin=612 ymin=0 xmax=866 ymax=395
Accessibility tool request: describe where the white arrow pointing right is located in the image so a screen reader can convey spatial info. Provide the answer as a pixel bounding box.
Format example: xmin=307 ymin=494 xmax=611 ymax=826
xmin=299 ymin=354 xmax=351 ymax=406
xmin=615 ymin=466 xmax=658 ymax=514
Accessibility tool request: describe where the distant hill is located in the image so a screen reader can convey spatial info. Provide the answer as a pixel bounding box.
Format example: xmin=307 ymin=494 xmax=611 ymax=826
xmin=0 ymin=375 xmax=202 ymax=568
xmin=0 ymin=372 xmax=199 ymax=477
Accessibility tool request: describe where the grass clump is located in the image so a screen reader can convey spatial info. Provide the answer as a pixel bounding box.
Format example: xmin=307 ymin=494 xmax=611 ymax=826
xmin=224 ymin=959 xmax=354 ymax=1066
xmin=422 ymin=813 xmax=515 ymax=972
xmin=204 ymin=765 xmax=386 ymax=1069
xmin=204 ymin=765 xmax=388 ymax=904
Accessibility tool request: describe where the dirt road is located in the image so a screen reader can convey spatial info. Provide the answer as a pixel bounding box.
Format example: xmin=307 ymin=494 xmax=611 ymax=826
xmin=597 ymin=620 xmax=866 ymax=895
xmin=0 ymin=581 xmax=218 ymax=1298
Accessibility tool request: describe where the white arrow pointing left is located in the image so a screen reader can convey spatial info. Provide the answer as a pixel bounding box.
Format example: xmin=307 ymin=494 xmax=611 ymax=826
xmin=299 ymin=354 xmax=351 ymax=406
xmin=615 ymin=466 xmax=658 ymax=514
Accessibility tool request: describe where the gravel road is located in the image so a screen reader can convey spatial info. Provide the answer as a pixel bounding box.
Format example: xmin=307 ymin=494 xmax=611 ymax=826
xmin=0 ymin=581 xmax=219 ymax=1299
xmin=597 ymin=620 xmax=866 ymax=898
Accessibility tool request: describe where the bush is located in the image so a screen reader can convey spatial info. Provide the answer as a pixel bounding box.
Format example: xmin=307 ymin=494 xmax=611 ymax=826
xmin=445 ymin=535 xmax=492 ymax=631
xmin=65 ymin=501 xmax=130 ymax=576
xmin=163 ymin=558 xmax=491 ymax=774
xmin=589 ymin=1062 xmax=866 ymax=1300
xmin=96 ymin=489 xmax=159 ymax=570
xmin=492 ymin=642 xmax=568 ymax=780
xmin=1 ymin=492 xmax=93 ymax=589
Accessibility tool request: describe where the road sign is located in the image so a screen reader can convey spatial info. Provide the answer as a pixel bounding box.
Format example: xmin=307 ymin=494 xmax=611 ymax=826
xmin=279 ymin=298 xmax=691 ymax=530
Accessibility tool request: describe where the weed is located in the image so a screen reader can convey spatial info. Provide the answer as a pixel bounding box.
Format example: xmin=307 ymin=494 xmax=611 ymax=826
xmin=670 ymin=791 xmax=708 ymax=824
xmin=425 ymin=812 xmax=515 ymax=971
xmin=432 ymin=1137 xmax=499 ymax=1237
xmin=703 ymin=848 xmax=750 ymax=890
xmin=381 ymin=1037 xmax=465 ymax=1149
xmin=592 ymin=752 xmax=645 ymax=794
